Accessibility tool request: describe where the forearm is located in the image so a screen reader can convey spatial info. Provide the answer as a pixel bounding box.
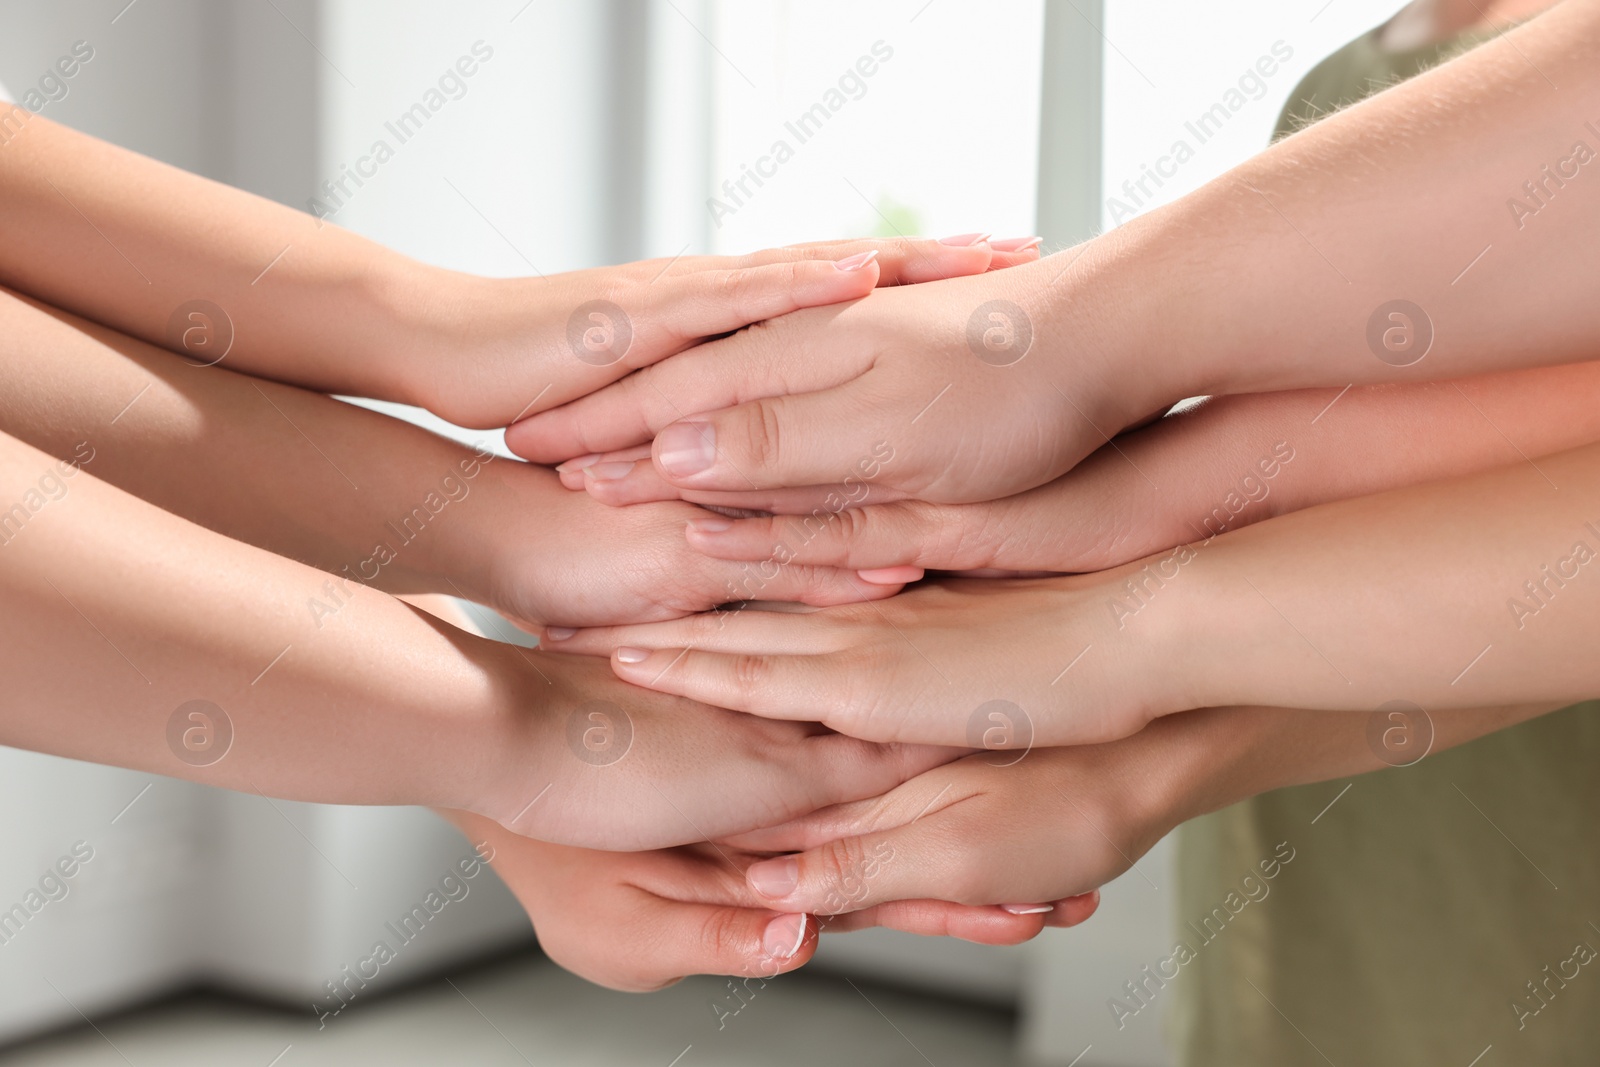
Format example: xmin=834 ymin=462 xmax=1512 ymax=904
xmin=1150 ymin=701 xmax=1566 ymax=829
xmin=1056 ymin=0 xmax=1600 ymax=409
xmin=1162 ymin=440 xmax=1600 ymax=715
xmin=0 ymin=112 xmax=445 ymax=402
xmin=0 ymin=426 xmax=524 ymax=809
xmin=0 ymin=286 xmax=531 ymax=603
xmin=1096 ymin=361 xmax=1600 ymax=556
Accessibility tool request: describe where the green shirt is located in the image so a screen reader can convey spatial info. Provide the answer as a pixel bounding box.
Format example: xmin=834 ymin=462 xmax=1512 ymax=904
xmin=1167 ymin=22 xmax=1600 ymax=1066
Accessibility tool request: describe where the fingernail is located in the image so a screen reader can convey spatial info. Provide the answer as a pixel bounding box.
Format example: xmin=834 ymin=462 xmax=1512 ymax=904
xmin=656 ymin=422 xmax=716 ymax=477
xmin=545 ymin=627 xmax=577 ymax=641
xmin=688 ymin=515 xmax=733 ymax=534
xmin=585 ymin=461 xmax=635 ymax=482
xmin=762 ymin=913 xmax=808 ymax=959
xmin=990 ymin=236 xmax=1043 ymax=253
xmin=857 ymin=565 xmax=924 ymax=585
xmin=747 ymin=856 xmax=800 ymax=899
xmin=835 ymin=249 xmax=880 ymax=272
xmin=1001 ymin=903 xmax=1055 ymax=915
xmin=555 ymin=454 xmax=601 ymax=473
xmin=615 ymin=647 xmax=650 ymax=664
xmin=939 ymin=232 xmax=992 ymax=247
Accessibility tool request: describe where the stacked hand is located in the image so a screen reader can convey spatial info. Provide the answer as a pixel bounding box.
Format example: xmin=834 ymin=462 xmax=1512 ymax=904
xmin=18 ymin=19 xmax=1600 ymax=995
xmin=495 ymin=237 xmax=1600 ymax=949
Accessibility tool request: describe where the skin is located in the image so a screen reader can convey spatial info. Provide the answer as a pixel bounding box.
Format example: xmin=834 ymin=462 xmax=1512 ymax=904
xmin=552 ymin=364 xmax=1600 ymax=576
xmin=0 ymin=94 xmax=1057 ymax=985
xmin=487 ymin=0 xmax=1593 ymax=960
xmin=525 ymin=0 xmax=1596 ymax=931
xmin=508 ymin=0 xmax=1600 ymax=506
xmin=548 ymin=438 xmax=1600 ymax=747
xmin=0 ymin=287 xmax=913 ymax=627
xmin=3 ymin=0 xmax=1587 ymax=983
xmin=438 ymin=809 xmax=1099 ymax=993
xmin=0 ymin=113 xmax=1038 ymax=427
xmin=414 ymin=596 xmax=1088 ymax=990
xmin=0 ymin=303 xmax=972 ymax=857
xmin=726 ymin=701 xmax=1564 ymax=914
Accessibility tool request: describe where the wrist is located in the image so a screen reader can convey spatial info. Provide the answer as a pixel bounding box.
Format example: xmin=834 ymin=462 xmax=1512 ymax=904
xmin=366 ymin=259 xmax=488 ymax=415
xmin=1031 ymin=231 xmax=1210 ymax=437
xmin=403 ymin=441 xmax=526 ymax=607
xmin=439 ymin=636 xmax=562 ymax=823
xmin=1073 ymin=547 xmax=1224 ymax=724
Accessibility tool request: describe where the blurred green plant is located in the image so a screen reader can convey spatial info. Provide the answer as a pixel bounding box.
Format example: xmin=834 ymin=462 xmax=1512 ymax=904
xmin=865 ymin=194 xmax=924 ymax=239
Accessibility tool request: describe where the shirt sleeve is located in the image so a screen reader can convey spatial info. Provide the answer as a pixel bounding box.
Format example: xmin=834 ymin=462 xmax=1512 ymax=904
xmin=0 ymin=81 xmax=12 ymax=104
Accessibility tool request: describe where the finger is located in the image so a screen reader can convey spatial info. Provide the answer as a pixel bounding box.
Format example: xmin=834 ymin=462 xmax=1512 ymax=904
xmin=1042 ymin=891 xmax=1102 ymax=928
xmin=685 ymin=501 xmax=965 ymax=570
xmin=506 ymin=319 xmax=869 ymax=464
xmin=541 ymin=603 xmax=833 ymax=656
xmin=827 ymin=900 xmax=1049 ymax=945
xmin=608 ymin=647 xmax=841 ymax=725
xmin=574 ymin=453 xmax=851 ymax=511
xmin=569 ymin=445 xmax=911 ymax=513
xmin=645 ymin=255 xmax=881 ymax=344
xmin=651 ymin=391 xmax=891 ymax=493
xmin=745 ymin=820 xmax=1092 ymax=916
xmin=720 ymin=764 xmax=969 ymax=854
xmin=556 ymin=444 xmax=653 ymax=492
xmin=730 ymin=236 xmax=997 ymax=285
xmin=715 ymin=558 xmax=911 ymax=610
xmin=723 ymin=801 xmax=891 ymax=854
xmin=985 ymin=237 xmax=1045 ymax=272
xmin=549 ymin=903 xmax=817 ymax=991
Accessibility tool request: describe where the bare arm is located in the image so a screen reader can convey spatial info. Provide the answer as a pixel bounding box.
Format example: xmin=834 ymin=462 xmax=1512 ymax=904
xmin=721 ymin=699 xmax=1572 ymax=915
xmin=0 ymin=287 xmax=907 ymax=628
xmin=549 ymin=439 xmax=1600 ymax=746
xmin=574 ymin=361 xmax=1600 ymax=575
xmin=507 ymin=0 xmax=1600 ymax=506
xmin=0 ymin=417 xmax=951 ymax=851
xmin=0 ymin=113 xmax=1020 ymax=426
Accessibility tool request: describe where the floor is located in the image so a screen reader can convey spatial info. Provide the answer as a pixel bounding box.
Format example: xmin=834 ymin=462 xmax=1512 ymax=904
xmin=0 ymin=950 xmax=1025 ymax=1066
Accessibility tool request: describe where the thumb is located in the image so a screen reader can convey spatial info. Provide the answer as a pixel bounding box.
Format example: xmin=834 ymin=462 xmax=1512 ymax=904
xmin=685 ymin=499 xmax=998 ymax=572
xmin=741 ymin=819 xmax=1107 ymax=916
xmin=652 ymin=393 xmax=888 ymax=493
xmin=545 ymin=901 xmax=818 ymax=992
xmin=741 ymin=825 xmax=971 ymax=916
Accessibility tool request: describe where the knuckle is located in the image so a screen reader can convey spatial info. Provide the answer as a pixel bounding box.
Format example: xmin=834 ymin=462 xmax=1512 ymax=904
xmin=810 ymin=837 xmax=870 ymax=911
xmin=738 ymin=400 xmax=784 ymax=473
xmin=684 ymin=609 xmax=735 ymax=643
xmin=711 ymin=267 xmax=752 ymax=304
xmin=830 ymin=649 xmax=889 ymax=735
xmin=829 ymin=505 xmax=875 ymax=560
xmin=732 ymin=652 xmax=772 ymax=691
xmin=697 ymin=906 xmax=756 ymax=966
xmin=942 ymin=505 xmax=1001 ymax=569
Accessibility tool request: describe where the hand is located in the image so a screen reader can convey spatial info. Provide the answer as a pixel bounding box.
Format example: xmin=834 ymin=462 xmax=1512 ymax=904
xmin=558 ymin=363 xmax=1600 ymax=578
xmin=475 ymin=651 xmax=969 ymax=851
xmin=505 ymin=254 xmax=1162 ymax=504
xmin=404 ymin=237 xmax=1042 ymax=429
xmin=725 ymin=730 xmax=1191 ymax=917
xmin=539 ymin=576 xmax=1192 ymax=749
xmin=550 ymin=429 xmax=1210 ymax=577
xmin=722 ymin=697 xmax=1574 ymax=918
xmin=442 ymin=811 xmax=1066 ymax=993
xmin=451 ymin=462 xmax=915 ymax=630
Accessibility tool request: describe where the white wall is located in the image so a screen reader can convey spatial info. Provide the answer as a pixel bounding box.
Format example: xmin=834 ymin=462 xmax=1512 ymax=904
xmin=1101 ymin=0 xmax=1407 ymax=228
xmin=704 ymin=0 xmax=1046 ymax=250
xmin=0 ymin=2 xmax=537 ymax=1044
xmin=318 ymin=0 xmax=612 ymax=276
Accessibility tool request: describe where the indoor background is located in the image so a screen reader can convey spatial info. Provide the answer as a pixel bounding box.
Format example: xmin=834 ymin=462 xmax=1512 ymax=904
xmin=0 ymin=1 xmax=1399 ymax=1063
